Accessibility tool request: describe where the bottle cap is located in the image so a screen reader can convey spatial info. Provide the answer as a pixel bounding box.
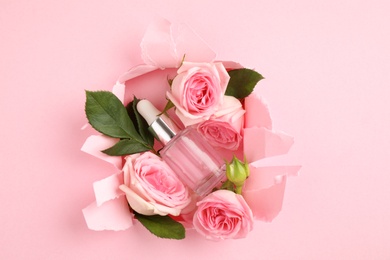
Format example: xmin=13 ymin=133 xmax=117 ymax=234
xmin=137 ymin=99 xmax=160 ymax=125
xmin=137 ymin=99 xmax=180 ymax=145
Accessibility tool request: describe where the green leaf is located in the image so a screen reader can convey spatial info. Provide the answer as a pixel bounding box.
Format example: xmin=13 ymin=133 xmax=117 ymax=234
xmin=85 ymin=91 xmax=141 ymax=139
xmin=126 ymin=97 xmax=154 ymax=148
xmin=225 ymin=68 xmax=264 ymax=99
xmin=102 ymin=139 xmax=151 ymax=156
xmin=160 ymin=99 xmax=175 ymax=115
xmin=134 ymin=212 xmax=185 ymax=240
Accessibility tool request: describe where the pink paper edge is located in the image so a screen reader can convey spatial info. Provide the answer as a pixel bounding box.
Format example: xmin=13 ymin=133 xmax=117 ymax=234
xmin=82 ymin=195 xmax=133 ymax=231
xmin=94 ymin=173 xmax=125 ymax=207
xmin=244 ymin=127 xmax=295 ymax=162
xmin=81 ymin=135 xmax=122 ymax=169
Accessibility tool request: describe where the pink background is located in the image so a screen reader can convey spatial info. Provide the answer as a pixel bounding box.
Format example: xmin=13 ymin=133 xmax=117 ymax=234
xmin=1 ymin=0 xmax=389 ymax=259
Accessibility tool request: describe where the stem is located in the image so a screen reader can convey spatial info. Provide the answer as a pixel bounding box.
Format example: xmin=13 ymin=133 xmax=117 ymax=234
xmin=221 ymin=180 xmax=235 ymax=192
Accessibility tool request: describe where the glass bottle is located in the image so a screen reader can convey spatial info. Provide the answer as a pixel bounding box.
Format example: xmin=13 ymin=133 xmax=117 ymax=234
xmin=137 ymin=100 xmax=225 ymax=197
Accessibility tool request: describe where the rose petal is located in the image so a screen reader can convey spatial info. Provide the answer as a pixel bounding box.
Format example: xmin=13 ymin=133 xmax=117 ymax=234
xmin=193 ymin=190 xmax=253 ymax=240
xmin=141 ymin=17 xmax=215 ymax=68
xmin=214 ymin=95 xmax=244 ymax=118
xmin=166 ymin=62 xmax=230 ymax=126
xmin=119 ymin=184 xmax=181 ymax=216
xmin=152 ymin=202 xmax=181 ymax=216
xmin=244 ymin=93 xmax=272 ymax=129
xmin=119 ymin=184 xmax=156 ymax=215
xmin=82 ymin=196 xmax=133 ymax=231
xmin=166 ymin=91 xmax=207 ymax=126
xmin=81 ymin=135 xmax=122 ymax=169
xmin=93 ymin=173 xmax=125 ymax=206
xmin=243 ymin=127 xmax=294 ymax=162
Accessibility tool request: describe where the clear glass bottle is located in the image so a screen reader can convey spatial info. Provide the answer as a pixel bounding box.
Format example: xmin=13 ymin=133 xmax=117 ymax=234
xmin=137 ymin=100 xmax=225 ymax=197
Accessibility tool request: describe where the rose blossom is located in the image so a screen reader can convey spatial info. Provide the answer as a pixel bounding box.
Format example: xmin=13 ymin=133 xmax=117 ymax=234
xmin=119 ymin=152 xmax=191 ymax=216
xmin=198 ymin=120 xmax=241 ymax=150
xmin=166 ymin=61 xmax=230 ymax=126
xmin=197 ymin=95 xmax=244 ymax=150
xmin=193 ymin=190 xmax=254 ymax=240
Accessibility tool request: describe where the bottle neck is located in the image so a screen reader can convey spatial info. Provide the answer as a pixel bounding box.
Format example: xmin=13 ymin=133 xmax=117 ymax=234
xmin=148 ymin=115 xmax=180 ymax=145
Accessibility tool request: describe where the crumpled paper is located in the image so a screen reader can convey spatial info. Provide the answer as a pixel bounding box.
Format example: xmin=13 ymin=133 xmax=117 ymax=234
xmin=81 ymin=17 xmax=300 ymax=231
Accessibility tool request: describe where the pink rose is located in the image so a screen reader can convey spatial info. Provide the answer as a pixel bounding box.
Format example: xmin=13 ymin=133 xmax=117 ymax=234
xmin=193 ymin=190 xmax=254 ymax=240
xmin=166 ymin=61 xmax=230 ymax=126
xmin=198 ymin=120 xmax=241 ymax=150
xmin=197 ymin=96 xmax=245 ymax=150
xmin=214 ymin=95 xmax=245 ymax=131
xmin=119 ymin=152 xmax=191 ymax=216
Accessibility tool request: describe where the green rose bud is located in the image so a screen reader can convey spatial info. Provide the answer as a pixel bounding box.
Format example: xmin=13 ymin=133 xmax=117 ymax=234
xmin=225 ymin=156 xmax=250 ymax=194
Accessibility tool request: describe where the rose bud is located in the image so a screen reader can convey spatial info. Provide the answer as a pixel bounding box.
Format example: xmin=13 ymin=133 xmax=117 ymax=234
xmin=226 ymin=156 xmax=250 ymax=194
